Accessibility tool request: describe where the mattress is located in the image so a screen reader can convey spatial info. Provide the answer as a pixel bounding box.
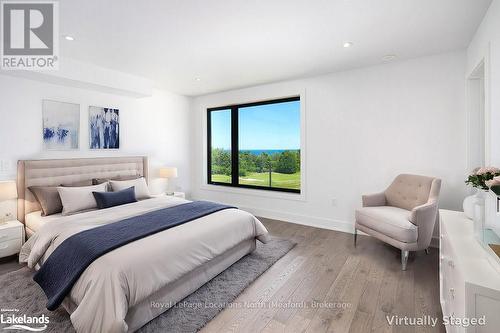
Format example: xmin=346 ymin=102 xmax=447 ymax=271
xmin=25 ymin=211 xmax=63 ymax=234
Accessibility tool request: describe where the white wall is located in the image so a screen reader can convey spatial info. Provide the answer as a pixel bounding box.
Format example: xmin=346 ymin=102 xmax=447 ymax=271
xmin=0 ymin=74 xmax=192 ymax=195
xmin=467 ymin=0 xmax=500 ymax=165
xmin=0 ymin=48 xmax=469 ymax=236
xmin=2 ymin=57 xmax=154 ymax=98
xmin=191 ymin=51 xmax=467 ymax=233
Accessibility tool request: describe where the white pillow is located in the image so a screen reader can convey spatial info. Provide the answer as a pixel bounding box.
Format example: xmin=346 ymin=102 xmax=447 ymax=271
xmin=57 ymin=183 xmax=108 ymax=216
xmin=110 ymin=177 xmax=151 ymax=200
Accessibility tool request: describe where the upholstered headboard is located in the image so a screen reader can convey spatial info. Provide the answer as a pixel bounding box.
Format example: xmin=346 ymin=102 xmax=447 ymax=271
xmin=17 ymin=156 xmax=149 ymax=223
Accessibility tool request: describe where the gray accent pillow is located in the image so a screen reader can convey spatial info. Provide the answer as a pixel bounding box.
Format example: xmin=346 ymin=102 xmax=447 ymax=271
xmin=92 ymin=175 xmax=140 ymax=191
xmin=28 ymin=180 xmax=93 ymax=216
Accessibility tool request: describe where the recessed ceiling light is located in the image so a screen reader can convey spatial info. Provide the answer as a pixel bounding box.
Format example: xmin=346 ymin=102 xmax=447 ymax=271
xmin=382 ymin=54 xmax=397 ymax=61
xmin=63 ymin=35 xmax=75 ymax=41
xmin=343 ymin=41 xmax=353 ymax=48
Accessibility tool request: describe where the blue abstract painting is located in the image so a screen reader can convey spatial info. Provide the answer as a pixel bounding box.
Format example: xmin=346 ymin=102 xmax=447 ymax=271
xmin=42 ymin=100 xmax=80 ymax=150
xmin=89 ymin=106 xmax=120 ymax=149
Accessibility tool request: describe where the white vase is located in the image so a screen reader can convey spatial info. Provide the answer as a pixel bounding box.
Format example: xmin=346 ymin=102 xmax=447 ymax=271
xmin=463 ymin=195 xmax=476 ymax=219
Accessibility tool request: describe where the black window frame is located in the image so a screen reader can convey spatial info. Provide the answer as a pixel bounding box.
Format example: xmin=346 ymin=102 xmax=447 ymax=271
xmin=207 ymin=96 xmax=301 ymax=194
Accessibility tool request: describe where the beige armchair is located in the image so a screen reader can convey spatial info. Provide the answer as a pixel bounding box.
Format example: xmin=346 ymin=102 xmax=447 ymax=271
xmin=354 ymin=174 xmax=441 ymax=270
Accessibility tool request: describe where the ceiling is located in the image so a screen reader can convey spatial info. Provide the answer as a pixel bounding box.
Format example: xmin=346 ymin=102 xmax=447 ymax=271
xmin=60 ymin=0 xmax=492 ymax=96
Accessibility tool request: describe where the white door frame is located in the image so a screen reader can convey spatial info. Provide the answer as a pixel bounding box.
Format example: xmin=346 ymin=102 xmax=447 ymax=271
xmin=466 ymin=43 xmax=491 ymax=171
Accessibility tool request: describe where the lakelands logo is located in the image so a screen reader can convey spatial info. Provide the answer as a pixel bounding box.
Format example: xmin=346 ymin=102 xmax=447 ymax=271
xmin=0 ymin=0 xmax=59 ymax=70
xmin=0 ymin=309 xmax=49 ymax=331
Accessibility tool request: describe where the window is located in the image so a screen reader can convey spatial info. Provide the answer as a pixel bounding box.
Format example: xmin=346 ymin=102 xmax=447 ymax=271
xmin=207 ymin=97 xmax=301 ymax=193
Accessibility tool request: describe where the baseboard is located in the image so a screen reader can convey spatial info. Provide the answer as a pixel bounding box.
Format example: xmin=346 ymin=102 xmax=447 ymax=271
xmin=238 ymin=205 xmax=354 ymax=234
xmin=190 ymin=195 xmax=354 ymax=234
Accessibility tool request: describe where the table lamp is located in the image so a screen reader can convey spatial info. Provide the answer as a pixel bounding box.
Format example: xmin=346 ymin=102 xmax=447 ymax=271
xmin=159 ymin=167 xmax=178 ymax=195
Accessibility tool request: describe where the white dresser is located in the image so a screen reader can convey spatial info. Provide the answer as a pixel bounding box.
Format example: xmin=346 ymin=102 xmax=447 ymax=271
xmin=440 ymin=210 xmax=500 ymax=333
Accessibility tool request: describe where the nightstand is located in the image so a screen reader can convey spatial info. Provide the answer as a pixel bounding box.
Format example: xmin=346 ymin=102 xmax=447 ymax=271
xmin=0 ymin=220 xmax=24 ymax=259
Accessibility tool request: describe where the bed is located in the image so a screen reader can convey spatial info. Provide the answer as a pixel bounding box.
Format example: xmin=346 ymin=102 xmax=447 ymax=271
xmin=16 ymin=157 xmax=269 ymax=333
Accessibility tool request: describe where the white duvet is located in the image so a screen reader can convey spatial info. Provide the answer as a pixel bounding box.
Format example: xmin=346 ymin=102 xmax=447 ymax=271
xmin=19 ymin=197 xmax=269 ymax=333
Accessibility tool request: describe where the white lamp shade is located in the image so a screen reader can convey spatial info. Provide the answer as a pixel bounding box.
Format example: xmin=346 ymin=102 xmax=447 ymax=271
xmin=0 ymin=181 xmax=17 ymax=201
xmin=159 ymin=167 xmax=178 ymax=179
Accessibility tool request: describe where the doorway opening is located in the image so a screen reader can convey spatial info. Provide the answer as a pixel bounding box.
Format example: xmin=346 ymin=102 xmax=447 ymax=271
xmin=467 ymin=61 xmax=486 ymax=171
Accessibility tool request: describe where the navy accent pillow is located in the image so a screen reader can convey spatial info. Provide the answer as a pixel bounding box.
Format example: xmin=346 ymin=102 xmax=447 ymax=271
xmin=92 ymin=186 xmax=137 ymax=209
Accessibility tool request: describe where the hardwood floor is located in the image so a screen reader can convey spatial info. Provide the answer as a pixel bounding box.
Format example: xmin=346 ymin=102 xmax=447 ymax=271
xmin=0 ymin=254 xmax=23 ymax=275
xmin=201 ymin=218 xmax=444 ymax=333
xmin=0 ymin=218 xmax=443 ymax=332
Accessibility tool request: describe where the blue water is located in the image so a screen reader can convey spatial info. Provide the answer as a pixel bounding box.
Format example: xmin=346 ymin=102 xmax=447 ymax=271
xmin=240 ymin=149 xmax=299 ymax=155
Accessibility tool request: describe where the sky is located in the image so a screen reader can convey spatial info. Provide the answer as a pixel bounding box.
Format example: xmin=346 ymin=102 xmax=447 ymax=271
xmin=211 ymin=100 xmax=300 ymax=150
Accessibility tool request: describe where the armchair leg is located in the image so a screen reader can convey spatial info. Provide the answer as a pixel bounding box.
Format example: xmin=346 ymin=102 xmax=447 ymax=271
xmin=425 ymin=248 xmax=430 ymax=255
xmin=401 ymin=250 xmax=409 ymax=271
xmin=353 ymin=228 xmax=357 ymax=248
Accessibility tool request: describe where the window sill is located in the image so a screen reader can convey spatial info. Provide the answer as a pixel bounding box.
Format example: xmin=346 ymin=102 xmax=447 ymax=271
xmin=200 ymin=183 xmax=306 ymax=202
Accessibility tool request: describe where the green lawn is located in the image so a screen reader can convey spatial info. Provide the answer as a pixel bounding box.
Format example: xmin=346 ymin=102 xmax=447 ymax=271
xmin=211 ymin=172 xmax=300 ymax=190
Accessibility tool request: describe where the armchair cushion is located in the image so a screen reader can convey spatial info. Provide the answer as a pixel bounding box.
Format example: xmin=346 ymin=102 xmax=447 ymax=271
xmin=355 ymin=206 xmax=418 ymax=243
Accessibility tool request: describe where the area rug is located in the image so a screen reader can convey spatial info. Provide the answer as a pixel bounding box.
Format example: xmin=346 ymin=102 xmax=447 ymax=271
xmin=0 ymin=238 xmax=295 ymax=332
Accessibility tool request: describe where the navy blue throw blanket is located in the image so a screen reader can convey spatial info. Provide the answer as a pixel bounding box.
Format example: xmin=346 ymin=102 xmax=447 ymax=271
xmin=34 ymin=201 xmax=235 ymax=310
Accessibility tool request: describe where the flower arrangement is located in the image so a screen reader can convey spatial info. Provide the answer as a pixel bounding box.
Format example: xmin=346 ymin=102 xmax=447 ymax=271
xmin=465 ymin=167 xmax=500 ymax=190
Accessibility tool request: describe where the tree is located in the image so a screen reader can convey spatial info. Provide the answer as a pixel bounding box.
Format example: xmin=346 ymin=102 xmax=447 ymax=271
xmin=211 ymin=148 xmax=231 ymax=175
xmin=294 ymin=150 xmax=300 ymax=171
xmin=255 ymin=152 xmax=271 ymax=173
xmin=275 ymin=151 xmax=298 ymax=174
